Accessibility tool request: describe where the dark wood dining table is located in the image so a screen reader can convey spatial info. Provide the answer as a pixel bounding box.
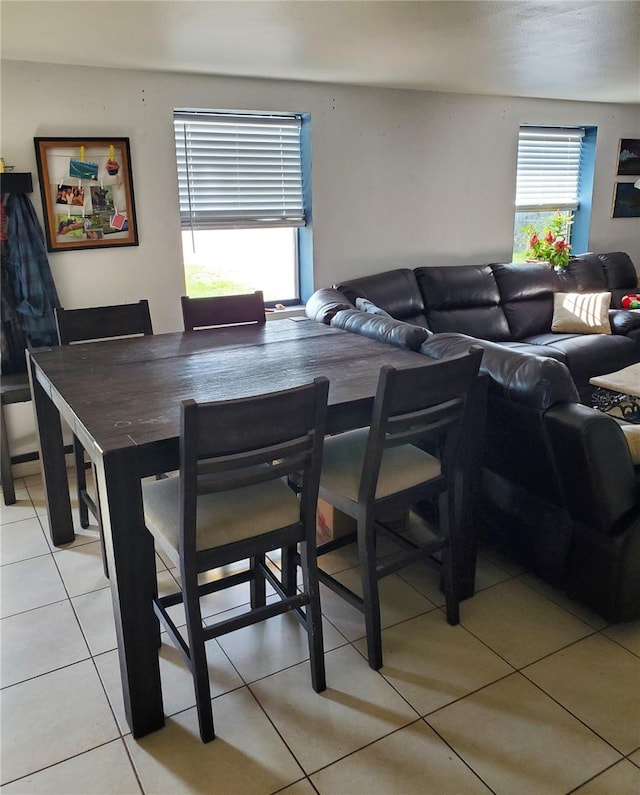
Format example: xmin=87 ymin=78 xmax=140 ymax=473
xmin=28 ymin=317 xmax=445 ymax=738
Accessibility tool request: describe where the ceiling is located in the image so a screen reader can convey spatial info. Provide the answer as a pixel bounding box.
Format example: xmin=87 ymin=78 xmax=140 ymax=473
xmin=2 ymin=1 xmax=639 ymax=104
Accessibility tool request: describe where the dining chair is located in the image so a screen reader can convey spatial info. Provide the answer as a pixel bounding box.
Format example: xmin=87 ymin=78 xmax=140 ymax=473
xmin=181 ymin=291 xmax=266 ymax=331
xmin=55 ymin=300 xmax=153 ymax=572
xmin=316 ymin=345 xmax=484 ymax=670
xmin=141 ymin=377 xmax=329 ymax=742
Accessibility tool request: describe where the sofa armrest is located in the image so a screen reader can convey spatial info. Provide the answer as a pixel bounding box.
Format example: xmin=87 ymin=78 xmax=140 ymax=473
xmin=305 ymin=289 xmax=353 ymax=324
xmin=421 ymin=332 xmax=579 ymax=410
xmin=544 ymin=403 xmax=638 ymax=535
xmin=330 ymin=308 xmax=430 ymax=351
xmin=609 ymin=308 xmax=640 ymax=336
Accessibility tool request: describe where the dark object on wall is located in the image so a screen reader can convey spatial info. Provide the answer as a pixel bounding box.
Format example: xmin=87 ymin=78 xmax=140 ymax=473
xmin=34 ymin=137 xmax=138 ymax=252
xmin=612 ymin=182 xmax=640 ymax=218
xmin=616 ymin=138 xmax=640 ymax=176
xmin=1 ymin=193 xmax=60 ymax=373
xmin=0 ymin=172 xmax=33 ymax=195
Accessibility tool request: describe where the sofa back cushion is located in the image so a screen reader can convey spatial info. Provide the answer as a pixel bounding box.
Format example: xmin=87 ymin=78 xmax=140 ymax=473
xmin=335 ymin=269 xmax=427 ymax=326
xmin=491 ymin=262 xmax=574 ymax=338
xmin=415 ymin=265 xmax=511 ymax=341
xmin=599 ymin=252 xmax=639 ymax=307
xmin=568 ymin=251 xmax=639 ymax=308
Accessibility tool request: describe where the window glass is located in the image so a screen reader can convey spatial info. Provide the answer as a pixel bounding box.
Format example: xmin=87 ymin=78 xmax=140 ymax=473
xmin=182 ymin=228 xmax=298 ymax=301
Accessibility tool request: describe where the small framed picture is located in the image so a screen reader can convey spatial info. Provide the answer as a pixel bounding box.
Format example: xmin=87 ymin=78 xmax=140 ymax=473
xmin=34 ymin=137 xmax=139 ymax=252
xmin=612 ymin=182 xmax=640 ymax=218
xmin=616 ymin=139 xmax=640 ymax=176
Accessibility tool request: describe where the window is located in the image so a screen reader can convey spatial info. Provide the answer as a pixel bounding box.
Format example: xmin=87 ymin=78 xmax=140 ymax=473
xmin=173 ymin=110 xmax=309 ymax=304
xmin=512 ymin=126 xmax=590 ymax=261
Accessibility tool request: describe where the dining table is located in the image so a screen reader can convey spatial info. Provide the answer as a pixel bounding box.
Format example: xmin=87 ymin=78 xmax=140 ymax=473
xmin=27 ymin=317 xmax=474 ymax=738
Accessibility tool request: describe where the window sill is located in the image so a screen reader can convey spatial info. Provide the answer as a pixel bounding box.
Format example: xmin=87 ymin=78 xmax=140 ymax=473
xmin=266 ymin=306 xmax=305 ymax=321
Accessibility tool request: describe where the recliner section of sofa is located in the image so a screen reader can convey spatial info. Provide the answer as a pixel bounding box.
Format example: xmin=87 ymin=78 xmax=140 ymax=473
xmin=545 ymin=404 xmax=640 ymax=622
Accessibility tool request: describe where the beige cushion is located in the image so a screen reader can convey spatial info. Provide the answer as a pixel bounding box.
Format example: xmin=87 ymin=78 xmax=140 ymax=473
xmin=320 ymin=427 xmax=441 ymax=503
xmin=551 ymin=292 xmax=612 ymax=335
xmin=621 ymin=424 xmax=640 ymax=465
xmin=142 ymin=475 xmax=300 ymax=564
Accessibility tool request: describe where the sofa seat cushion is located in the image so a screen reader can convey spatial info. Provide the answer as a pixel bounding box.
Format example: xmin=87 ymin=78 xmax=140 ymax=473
xmin=495 ymin=341 xmax=567 ymax=364
xmin=330 ymin=308 xmax=430 ymax=351
xmin=522 ymin=332 xmax=639 ymax=388
xmin=335 ymin=269 xmax=428 ymax=326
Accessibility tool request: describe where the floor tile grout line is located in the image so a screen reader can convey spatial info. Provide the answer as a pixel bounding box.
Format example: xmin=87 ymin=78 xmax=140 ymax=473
xmin=518 ymin=666 xmax=632 ymax=757
xmin=243 ymin=679 xmax=309 ymax=783
xmin=564 ymin=755 xmax=632 ymax=794
xmin=298 ymin=716 xmax=428 ymax=781
xmin=512 ymin=573 xmax=614 ymax=631
xmin=422 ymin=716 xmax=499 ymax=795
xmin=0 ymin=737 xmax=138 ymax=791
xmin=595 ymin=627 xmax=640 ymax=661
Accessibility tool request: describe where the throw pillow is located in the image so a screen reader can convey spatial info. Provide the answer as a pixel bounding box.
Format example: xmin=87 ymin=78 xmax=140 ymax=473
xmin=620 ymin=424 xmax=640 ymax=465
xmin=355 ymin=297 xmax=392 ymax=317
xmin=551 ymin=292 xmax=612 ymax=335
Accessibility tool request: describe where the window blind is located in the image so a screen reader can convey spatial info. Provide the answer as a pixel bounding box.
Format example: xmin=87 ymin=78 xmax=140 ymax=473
xmin=173 ymin=111 xmax=305 ymax=230
xmin=515 ymin=127 xmax=585 ymax=212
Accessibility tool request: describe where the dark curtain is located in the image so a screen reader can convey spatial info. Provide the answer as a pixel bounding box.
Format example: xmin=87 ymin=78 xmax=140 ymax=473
xmin=1 ymin=193 xmax=60 ymax=373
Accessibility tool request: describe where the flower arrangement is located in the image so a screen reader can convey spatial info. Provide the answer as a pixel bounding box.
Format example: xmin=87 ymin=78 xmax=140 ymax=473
xmin=522 ymin=211 xmax=573 ymax=270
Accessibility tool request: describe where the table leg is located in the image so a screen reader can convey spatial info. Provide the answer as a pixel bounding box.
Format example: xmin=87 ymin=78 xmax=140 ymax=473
xmin=95 ymin=447 xmax=164 ymax=738
xmin=1 ymin=400 xmax=16 ymax=505
xmin=28 ymin=358 xmax=75 ymax=545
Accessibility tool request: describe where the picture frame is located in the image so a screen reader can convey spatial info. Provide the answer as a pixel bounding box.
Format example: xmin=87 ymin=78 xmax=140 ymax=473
xmin=612 ymin=182 xmax=640 ymax=218
xmin=34 ymin=137 xmax=139 ymax=252
xmin=616 ymin=138 xmax=640 ymax=176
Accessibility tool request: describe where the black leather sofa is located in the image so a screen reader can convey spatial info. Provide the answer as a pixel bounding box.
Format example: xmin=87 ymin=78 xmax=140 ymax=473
xmin=305 ymin=252 xmax=640 ymax=621
xmin=320 ymin=252 xmax=640 ymax=398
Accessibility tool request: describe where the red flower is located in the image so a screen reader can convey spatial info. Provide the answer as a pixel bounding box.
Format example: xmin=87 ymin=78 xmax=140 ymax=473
xmin=529 ymin=233 xmax=539 ymax=247
xmin=553 ymin=239 xmax=570 ymax=252
xmin=544 ymin=231 xmax=555 ymax=244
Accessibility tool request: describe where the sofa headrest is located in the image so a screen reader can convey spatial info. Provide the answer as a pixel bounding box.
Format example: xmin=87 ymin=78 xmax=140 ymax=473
xmin=420 ymin=332 xmax=579 ymax=410
xmin=335 ymin=269 xmax=427 ymax=325
xmin=330 ymin=308 xmax=430 ymax=351
xmin=305 ymin=288 xmax=354 ymax=324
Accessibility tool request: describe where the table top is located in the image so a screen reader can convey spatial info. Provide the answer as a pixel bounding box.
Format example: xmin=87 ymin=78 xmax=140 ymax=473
xmin=28 ymin=318 xmax=427 ymax=458
xmin=590 ymin=363 xmax=640 ymax=399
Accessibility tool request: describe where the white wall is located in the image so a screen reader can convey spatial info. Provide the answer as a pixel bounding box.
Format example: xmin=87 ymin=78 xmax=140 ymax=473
xmin=2 ymin=59 xmax=640 ymax=458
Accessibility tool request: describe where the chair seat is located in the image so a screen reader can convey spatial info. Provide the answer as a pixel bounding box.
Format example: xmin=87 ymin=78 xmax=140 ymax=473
xmin=142 ymin=474 xmax=301 ymax=564
xmin=321 ymin=428 xmax=441 ymax=502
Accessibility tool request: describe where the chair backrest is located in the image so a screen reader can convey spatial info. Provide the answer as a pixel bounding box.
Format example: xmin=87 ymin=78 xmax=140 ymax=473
xmin=55 ymin=300 xmax=153 ymax=344
xmin=179 ymin=377 xmax=329 ymax=556
xmin=360 ymin=345 xmax=484 ymax=504
xmin=181 ymin=292 xmax=266 ymax=331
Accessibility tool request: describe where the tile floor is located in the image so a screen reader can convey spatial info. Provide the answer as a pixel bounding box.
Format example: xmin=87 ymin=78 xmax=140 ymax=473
xmin=1 ymin=471 xmax=639 ymax=794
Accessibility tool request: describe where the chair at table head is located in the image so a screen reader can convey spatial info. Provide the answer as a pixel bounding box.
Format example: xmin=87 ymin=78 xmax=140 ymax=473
xmin=141 ymin=376 xmax=329 ymax=742
xmin=54 ymin=300 xmax=154 ymax=574
xmin=181 ymin=292 xmax=266 ymax=331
